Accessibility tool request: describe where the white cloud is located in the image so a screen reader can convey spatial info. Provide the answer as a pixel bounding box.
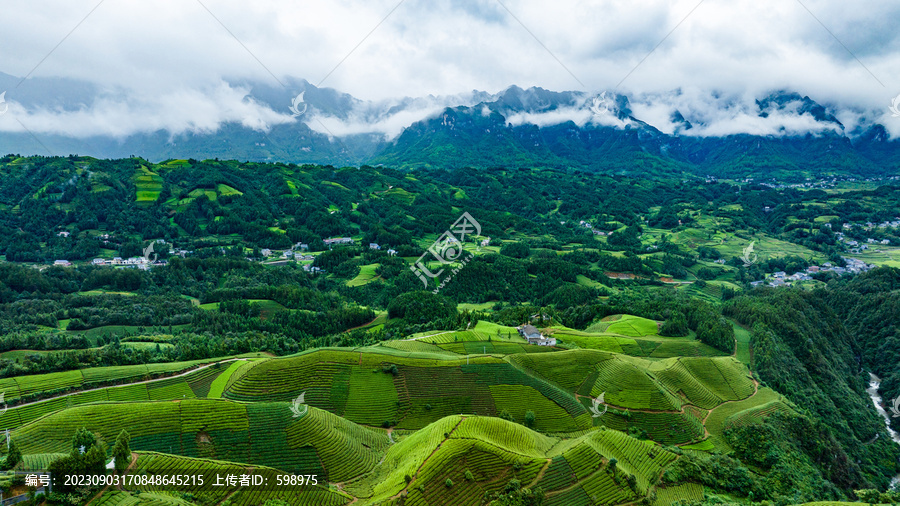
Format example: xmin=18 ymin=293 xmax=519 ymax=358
xmin=506 ymin=107 xmax=592 ymax=128
xmin=0 ymin=83 xmax=293 ymax=138
xmin=302 ymin=91 xmax=492 ymax=139
xmin=0 ymin=0 xmax=898 ymax=139
xmin=305 ymin=106 xmax=440 ymax=140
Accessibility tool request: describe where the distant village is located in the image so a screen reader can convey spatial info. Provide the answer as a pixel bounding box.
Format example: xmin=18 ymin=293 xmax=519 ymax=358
xmin=750 ymin=257 xmax=874 ymax=288
xmin=47 ymin=235 xmax=410 ymax=275
xmin=832 ymin=220 xmax=900 ymax=252
xmin=755 ymin=175 xmax=900 ymax=190
xmin=700 ymin=175 xmax=900 ymax=190
xmin=577 ymin=220 xmax=608 ymax=237
xmin=44 ymin=214 xmax=897 ymax=289
xmin=259 ymin=238 xmax=400 ymax=274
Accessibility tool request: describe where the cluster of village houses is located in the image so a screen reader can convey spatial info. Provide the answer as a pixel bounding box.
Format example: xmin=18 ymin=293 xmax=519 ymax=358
xmin=49 ymin=216 xmax=898 ymax=287
xmin=750 ymin=257 xmax=874 ymax=288
xmin=260 ymin=239 xmax=398 ymax=274
xmin=516 ymin=324 xmax=557 ymax=346
xmin=578 ymin=220 xmax=608 ymax=236
xmin=757 ymin=175 xmax=900 ymax=190
xmin=706 ymin=175 xmax=900 ymax=190
xmin=52 ymin=235 xmax=403 ymax=272
xmin=829 ymin=220 xmax=899 ymax=253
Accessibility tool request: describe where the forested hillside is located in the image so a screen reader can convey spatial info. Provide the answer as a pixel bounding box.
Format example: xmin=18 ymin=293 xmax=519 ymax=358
xmin=0 ymin=156 xmax=899 ymax=504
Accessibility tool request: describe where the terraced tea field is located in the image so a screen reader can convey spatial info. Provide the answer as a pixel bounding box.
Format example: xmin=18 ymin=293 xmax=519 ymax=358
xmin=347 ymin=263 xmax=381 ymax=287
xmin=134 ymin=165 xmax=164 ymax=205
xmin=0 ymin=358 xmax=259 ymax=430
xmin=114 ymin=452 xmax=348 ymax=505
xmin=550 ymin=320 xmax=726 ymax=359
xmin=585 ymin=314 xmax=660 ymax=336
xmin=2 ymin=316 xmax=796 ymax=505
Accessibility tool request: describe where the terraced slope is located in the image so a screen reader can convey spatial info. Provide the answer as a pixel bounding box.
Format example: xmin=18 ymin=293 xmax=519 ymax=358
xmin=11 ymin=400 xmax=390 ymax=481
xmin=345 ymin=416 xmax=678 ymax=506
xmin=507 ymin=350 xmax=758 ymax=445
xmin=0 ymin=360 xmax=252 ymax=431
xmin=223 ymin=348 xmax=593 ymax=432
xmin=552 ymin=314 xmax=727 ymax=358
xmin=0 ymin=359 xmax=228 ymax=404
xmin=110 ymin=452 xmax=349 ymax=505
xmin=509 ymin=350 xmax=754 ymax=410
xmin=4 ymin=338 xmax=798 ymax=505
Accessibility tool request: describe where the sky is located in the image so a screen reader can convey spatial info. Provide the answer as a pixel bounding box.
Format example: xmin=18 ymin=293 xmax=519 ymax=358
xmin=1 ymin=0 xmax=899 ymax=139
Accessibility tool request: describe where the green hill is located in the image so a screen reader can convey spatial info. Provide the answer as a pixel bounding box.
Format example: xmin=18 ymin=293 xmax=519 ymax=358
xmin=345 ymin=415 xmax=677 ymax=505
xmin=2 ymin=340 xmax=815 ymax=504
xmin=222 ymin=348 xmax=593 ymax=432
xmin=97 ymin=452 xmax=349 ymax=505
xmin=12 ymin=400 xmax=390 ymax=482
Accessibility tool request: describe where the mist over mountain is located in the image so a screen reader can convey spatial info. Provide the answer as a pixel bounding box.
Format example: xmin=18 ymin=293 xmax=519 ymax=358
xmin=0 ymin=72 xmax=897 ymax=178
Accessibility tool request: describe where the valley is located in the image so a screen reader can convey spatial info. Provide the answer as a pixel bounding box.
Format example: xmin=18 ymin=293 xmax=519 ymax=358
xmin=0 ymin=156 xmax=898 ymax=505
xmin=3 ymin=0 xmax=900 ymax=503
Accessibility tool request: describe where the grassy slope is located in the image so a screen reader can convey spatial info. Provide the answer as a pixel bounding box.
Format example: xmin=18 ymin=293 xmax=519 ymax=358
xmin=12 ymin=401 xmax=389 ymax=482
xmin=222 ymin=348 xmax=592 ymax=432
xmin=550 ymin=316 xmax=726 ymax=359
xmin=345 ymin=415 xmax=678 ymax=505
xmin=92 ymin=451 xmax=348 ymax=505
xmin=2 ymin=328 xmax=801 ymax=504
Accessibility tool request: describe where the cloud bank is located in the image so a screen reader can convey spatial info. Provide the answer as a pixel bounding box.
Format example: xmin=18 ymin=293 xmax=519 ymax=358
xmin=0 ymin=0 xmax=898 ymax=139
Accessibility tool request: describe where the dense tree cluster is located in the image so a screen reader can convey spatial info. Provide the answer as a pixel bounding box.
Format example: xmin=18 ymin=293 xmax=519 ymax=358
xmin=724 ymin=278 xmax=900 ymax=491
xmin=1 ymin=157 xmax=900 ymax=500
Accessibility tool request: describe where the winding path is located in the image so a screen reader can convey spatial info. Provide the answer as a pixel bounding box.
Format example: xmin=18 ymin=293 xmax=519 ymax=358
xmin=4 ymin=358 xmax=247 ymax=413
xmin=574 ymin=374 xmax=760 ymax=445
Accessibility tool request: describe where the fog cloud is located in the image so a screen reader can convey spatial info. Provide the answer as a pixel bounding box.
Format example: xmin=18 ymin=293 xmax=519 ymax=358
xmin=0 ymin=0 xmax=898 ymax=140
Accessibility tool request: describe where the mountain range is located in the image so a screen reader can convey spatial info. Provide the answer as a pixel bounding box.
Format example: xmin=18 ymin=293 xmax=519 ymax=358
xmin=0 ymin=72 xmax=897 ymax=179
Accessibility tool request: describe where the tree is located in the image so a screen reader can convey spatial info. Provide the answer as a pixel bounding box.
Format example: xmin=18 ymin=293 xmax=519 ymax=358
xmin=854 ymin=489 xmax=880 ymax=505
xmin=48 ymin=428 xmax=107 ymax=494
xmin=608 ymin=458 xmax=618 ymax=474
xmin=659 ymin=311 xmax=689 ymax=337
xmin=72 ymin=427 xmax=97 ymax=453
xmin=500 ymin=242 xmax=530 ymax=259
xmin=386 ymin=291 xmax=457 ymax=328
xmin=112 ymin=429 xmax=132 ymax=473
xmin=524 ymin=411 xmax=536 ymax=428
xmin=485 ymin=482 xmax=545 ymax=505
xmin=3 ymin=440 xmax=21 ymax=470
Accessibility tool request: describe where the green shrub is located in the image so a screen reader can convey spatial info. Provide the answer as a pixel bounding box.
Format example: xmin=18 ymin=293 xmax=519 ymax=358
xmin=524 ymin=411 xmax=536 ymax=428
